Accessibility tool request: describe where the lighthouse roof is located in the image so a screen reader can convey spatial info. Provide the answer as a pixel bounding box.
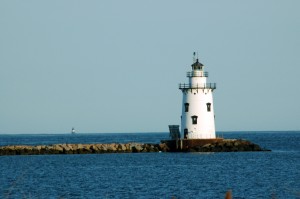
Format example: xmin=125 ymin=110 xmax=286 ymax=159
xmin=191 ymin=59 xmax=203 ymax=70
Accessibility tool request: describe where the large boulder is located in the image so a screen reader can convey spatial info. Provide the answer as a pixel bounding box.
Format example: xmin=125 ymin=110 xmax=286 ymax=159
xmin=124 ymin=143 xmax=132 ymax=151
xmin=132 ymin=144 xmax=143 ymax=152
xmin=53 ymin=144 xmax=64 ymax=154
xmin=117 ymin=144 xmax=127 ymax=152
xmin=158 ymin=143 xmax=170 ymax=152
xmin=107 ymin=144 xmax=117 ymax=152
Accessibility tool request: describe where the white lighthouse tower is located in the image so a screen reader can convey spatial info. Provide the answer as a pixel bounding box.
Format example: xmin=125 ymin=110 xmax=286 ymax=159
xmin=179 ymin=53 xmax=216 ymax=139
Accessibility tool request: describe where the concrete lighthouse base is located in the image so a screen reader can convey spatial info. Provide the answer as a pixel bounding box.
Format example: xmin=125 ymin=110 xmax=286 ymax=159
xmin=160 ymin=138 xmax=269 ymax=152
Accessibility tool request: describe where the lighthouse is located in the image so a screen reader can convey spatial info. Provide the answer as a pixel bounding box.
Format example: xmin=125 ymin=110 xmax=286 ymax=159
xmin=179 ymin=53 xmax=216 ymax=139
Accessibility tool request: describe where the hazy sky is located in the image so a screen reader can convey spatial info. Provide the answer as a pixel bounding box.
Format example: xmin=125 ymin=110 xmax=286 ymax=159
xmin=1 ymin=1 xmax=299 ymax=134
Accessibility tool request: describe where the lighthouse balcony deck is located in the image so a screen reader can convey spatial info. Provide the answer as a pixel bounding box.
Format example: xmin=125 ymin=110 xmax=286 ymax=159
xmin=179 ymin=83 xmax=216 ymax=90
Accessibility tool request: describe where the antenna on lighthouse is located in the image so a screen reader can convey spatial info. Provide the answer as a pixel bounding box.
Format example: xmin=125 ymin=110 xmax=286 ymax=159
xmin=193 ymin=52 xmax=196 ymax=63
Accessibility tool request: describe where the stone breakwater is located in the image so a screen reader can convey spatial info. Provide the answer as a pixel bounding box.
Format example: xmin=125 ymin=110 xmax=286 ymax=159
xmin=0 ymin=139 xmax=269 ymax=156
xmin=0 ymin=143 xmax=164 ymax=156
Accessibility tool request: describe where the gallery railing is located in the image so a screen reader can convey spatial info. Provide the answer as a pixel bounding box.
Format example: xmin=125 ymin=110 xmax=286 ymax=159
xmin=186 ymin=71 xmax=208 ymax=77
xmin=179 ymin=83 xmax=216 ymax=90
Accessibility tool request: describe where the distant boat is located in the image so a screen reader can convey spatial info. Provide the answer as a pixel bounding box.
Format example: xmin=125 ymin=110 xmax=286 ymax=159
xmin=71 ymin=127 xmax=76 ymax=134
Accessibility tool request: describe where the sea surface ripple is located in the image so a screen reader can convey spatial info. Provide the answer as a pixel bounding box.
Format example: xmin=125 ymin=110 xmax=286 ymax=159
xmin=0 ymin=131 xmax=299 ymax=198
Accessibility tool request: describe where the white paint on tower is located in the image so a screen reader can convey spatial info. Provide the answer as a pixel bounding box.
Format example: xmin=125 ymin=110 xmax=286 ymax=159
xmin=179 ymin=54 xmax=216 ymax=139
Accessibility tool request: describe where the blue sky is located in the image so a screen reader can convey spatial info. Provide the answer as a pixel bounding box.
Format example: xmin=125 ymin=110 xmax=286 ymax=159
xmin=1 ymin=1 xmax=299 ymax=133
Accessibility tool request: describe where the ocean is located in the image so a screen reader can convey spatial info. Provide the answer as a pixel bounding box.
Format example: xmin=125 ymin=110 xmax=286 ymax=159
xmin=0 ymin=131 xmax=299 ymax=199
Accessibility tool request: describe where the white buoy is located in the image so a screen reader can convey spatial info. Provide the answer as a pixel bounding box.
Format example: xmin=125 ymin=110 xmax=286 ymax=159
xmin=179 ymin=53 xmax=216 ymax=139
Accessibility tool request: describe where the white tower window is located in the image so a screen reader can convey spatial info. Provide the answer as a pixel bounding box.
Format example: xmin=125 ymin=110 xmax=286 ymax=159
xmin=206 ymin=103 xmax=211 ymax=112
xmin=184 ymin=103 xmax=189 ymax=112
xmin=191 ymin=115 xmax=198 ymax=125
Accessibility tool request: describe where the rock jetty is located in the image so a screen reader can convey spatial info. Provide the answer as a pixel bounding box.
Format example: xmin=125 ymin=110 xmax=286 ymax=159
xmin=0 ymin=143 xmax=166 ymax=156
xmin=0 ymin=139 xmax=269 ymax=156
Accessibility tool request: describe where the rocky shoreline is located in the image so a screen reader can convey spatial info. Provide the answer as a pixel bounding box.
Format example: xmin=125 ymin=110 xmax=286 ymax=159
xmin=0 ymin=139 xmax=270 ymax=156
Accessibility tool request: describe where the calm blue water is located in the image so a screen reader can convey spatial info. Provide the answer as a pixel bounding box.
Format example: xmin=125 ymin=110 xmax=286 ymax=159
xmin=0 ymin=131 xmax=299 ymax=199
